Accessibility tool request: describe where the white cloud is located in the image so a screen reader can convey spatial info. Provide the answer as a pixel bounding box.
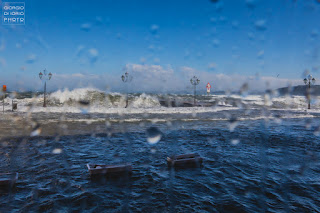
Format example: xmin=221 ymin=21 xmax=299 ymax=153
xmin=4 ymin=64 xmax=302 ymax=93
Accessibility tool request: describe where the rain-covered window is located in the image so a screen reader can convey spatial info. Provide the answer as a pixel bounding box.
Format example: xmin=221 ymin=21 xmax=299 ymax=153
xmin=1 ymin=0 xmax=320 ymax=212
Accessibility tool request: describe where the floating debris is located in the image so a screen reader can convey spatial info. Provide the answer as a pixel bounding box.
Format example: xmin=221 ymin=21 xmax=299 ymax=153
xmin=167 ymin=153 xmax=203 ymax=168
xmin=87 ymin=163 xmax=132 ymax=175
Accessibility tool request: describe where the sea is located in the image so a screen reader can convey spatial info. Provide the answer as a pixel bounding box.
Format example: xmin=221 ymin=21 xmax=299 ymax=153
xmin=0 ymin=88 xmax=320 ymax=212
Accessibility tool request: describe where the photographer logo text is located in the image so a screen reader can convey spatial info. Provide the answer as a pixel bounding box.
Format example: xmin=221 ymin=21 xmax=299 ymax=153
xmin=3 ymin=2 xmax=25 ymax=25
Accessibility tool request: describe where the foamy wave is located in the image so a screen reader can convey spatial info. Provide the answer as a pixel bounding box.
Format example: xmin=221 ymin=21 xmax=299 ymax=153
xmin=49 ymin=88 xmax=103 ymax=103
xmin=2 ymin=87 xmax=320 ymax=113
xmin=47 ymin=88 xmax=160 ymax=108
xmin=130 ymin=93 xmax=160 ymax=108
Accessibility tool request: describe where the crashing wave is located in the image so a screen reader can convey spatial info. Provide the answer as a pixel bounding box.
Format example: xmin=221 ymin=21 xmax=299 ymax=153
xmin=47 ymin=88 xmax=160 ymax=108
xmin=1 ymin=87 xmax=319 ymax=113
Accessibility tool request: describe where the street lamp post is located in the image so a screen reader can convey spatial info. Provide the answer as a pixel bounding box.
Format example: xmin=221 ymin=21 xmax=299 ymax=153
xmin=39 ymin=69 xmax=52 ymax=107
xmin=121 ymin=72 xmax=132 ymax=108
xmin=190 ymin=76 xmax=200 ymax=106
xmin=304 ymin=74 xmax=316 ymax=109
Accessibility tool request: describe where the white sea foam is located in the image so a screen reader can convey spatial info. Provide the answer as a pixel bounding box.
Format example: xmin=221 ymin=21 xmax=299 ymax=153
xmin=2 ymin=87 xmax=320 ymax=114
xmin=49 ymin=87 xmax=103 ymax=103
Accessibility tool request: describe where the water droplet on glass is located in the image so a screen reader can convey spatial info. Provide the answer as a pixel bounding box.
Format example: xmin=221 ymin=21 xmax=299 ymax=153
xmin=88 ymin=48 xmax=98 ymax=64
xmin=105 ymin=121 xmax=111 ymax=127
xmin=264 ymin=93 xmax=272 ymax=106
xmin=192 ymin=110 xmax=197 ymax=118
xmin=305 ymin=119 xmax=312 ymax=130
xmin=254 ymin=19 xmax=267 ymax=31
xmin=86 ymin=120 xmax=93 ymax=125
xmin=302 ymin=69 xmax=310 ymax=79
xmin=231 ymin=139 xmax=240 ymax=145
xmin=0 ymin=58 xmax=6 ymax=67
xmin=30 ymin=123 xmax=41 ymax=137
xmin=274 ymin=114 xmax=282 ymax=124
xmin=146 ymin=127 xmax=162 ymax=144
xmin=116 ymin=33 xmax=122 ymax=40
xmin=95 ymin=16 xmax=103 ymax=25
xmin=150 ymin=24 xmax=159 ymax=34
xmin=240 ymin=83 xmax=249 ymax=96
xmin=52 ymin=148 xmax=63 ymax=154
xmin=26 ymin=54 xmax=37 ymax=64
xmin=310 ymin=29 xmax=319 ymax=39
xmin=210 ymin=17 xmax=217 ymax=24
xmin=208 ymin=62 xmax=217 ymax=70
xmin=212 ymin=39 xmax=220 ymax=47
xmin=248 ymin=32 xmax=255 ymax=41
xmin=140 ymin=57 xmax=146 ymax=63
xmin=150 ymin=148 xmax=157 ymax=154
xmin=314 ymin=126 xmax=320 ymax=136
xmin=232 ymin=21 xmax=239 ymax=29
xmin=228 ymin=116 xmax=238 ymax=132
xmin=246 ymin=0 xmax=257 ymax=9
xmin=257 ymin=50 xmax=264 ymax=58
xmin=78 ymin=100 xmax=90 ymax=114
xmin=81 ymin=23 xmax=91 ymax=32
xmin=166 ymin=120 xmax=172 ymax=127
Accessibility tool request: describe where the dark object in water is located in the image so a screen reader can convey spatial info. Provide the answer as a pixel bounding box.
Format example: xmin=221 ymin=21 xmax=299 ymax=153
xmin=86 ymin=164 xmax=132 ymax=175
xmin=0 ymin=172 xmax=18 ymax=187
xmin=167 ymin=153 xmax=203 ymax=168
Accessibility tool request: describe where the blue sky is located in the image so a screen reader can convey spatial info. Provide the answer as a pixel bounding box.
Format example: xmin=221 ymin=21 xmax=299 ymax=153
xmin=0 ymin=0 xmax=320 ymax=92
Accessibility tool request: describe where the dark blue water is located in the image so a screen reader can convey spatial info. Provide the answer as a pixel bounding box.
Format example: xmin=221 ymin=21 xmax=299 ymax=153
xmin=1 ymin=119 xmax=320 ymax=212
